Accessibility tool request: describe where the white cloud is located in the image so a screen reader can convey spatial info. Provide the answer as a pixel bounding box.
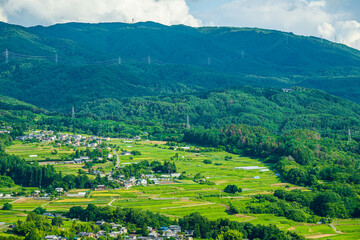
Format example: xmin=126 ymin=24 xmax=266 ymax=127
xmin=199 ymin=0 xmax=360 ymax=50
xmin=0 ymin=7 xmax=7 ymax=22
xmin=333 ymin=21 xmax=360 ymax=50
xmin=318 ymin=22 xmax=335 ymax=38
xmin=0 ymin=0 xmax=201 ymax=27
xmin=210 ymin=0 xmax=330 ymax=36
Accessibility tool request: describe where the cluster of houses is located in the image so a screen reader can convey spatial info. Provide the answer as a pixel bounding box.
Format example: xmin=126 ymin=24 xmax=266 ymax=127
xmin=17 ymin=131 xmax=111 ymax=148
xmin=0 ymin=126 xmax=12 ymax=134
xmin=112 ymin=173 xmax=181 ymax=189
xmin=44 ymin=224 xmax=194 ymax=240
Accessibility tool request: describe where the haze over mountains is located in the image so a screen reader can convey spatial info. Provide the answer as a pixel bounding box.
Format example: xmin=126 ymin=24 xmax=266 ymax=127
xmin=1 ymin=21 xmax=360 ymax=111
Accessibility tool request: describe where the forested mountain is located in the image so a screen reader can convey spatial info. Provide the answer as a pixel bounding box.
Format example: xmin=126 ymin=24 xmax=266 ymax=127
xmin=1 ymin=21 xmax=360 ymax=110
xmin=77 ymin=86 xmax=360 ymax=138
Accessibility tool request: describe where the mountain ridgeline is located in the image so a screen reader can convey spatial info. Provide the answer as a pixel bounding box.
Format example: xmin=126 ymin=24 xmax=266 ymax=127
xmin=0 ymin=21 xmax=360 ymax=111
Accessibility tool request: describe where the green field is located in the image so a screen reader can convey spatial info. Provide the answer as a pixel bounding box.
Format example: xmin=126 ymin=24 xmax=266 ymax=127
xmin=6 ymin=140 xmax=75 ymax=161
xmin=1 ymin=139 xmax=360 ymax=239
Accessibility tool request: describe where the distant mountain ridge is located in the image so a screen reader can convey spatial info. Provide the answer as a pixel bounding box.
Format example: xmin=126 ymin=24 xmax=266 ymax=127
xmin=0 ymin=21 xmax=360 ymax=109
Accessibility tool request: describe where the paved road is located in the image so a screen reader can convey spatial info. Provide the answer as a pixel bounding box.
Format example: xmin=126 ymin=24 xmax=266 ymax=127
xmin=113 ymin=150 xmax=120 ymax=168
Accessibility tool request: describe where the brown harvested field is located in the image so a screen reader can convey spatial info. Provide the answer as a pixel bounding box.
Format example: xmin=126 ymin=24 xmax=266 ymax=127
xmin=147 ymin=141 xmax=167 ymax=144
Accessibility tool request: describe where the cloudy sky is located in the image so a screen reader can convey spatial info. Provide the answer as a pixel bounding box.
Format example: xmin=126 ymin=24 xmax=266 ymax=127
xmin=0 ymin=0 xmax=359 ymax=50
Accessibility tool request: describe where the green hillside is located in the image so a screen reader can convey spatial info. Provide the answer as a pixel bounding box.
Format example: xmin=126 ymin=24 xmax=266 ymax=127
xmin=1 ymin=21 xmax=360 ymax=109
xmin=77 ymin=86 xmax=360 ymax=138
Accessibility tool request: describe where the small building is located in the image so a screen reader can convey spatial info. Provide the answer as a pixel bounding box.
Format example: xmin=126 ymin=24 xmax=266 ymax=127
xmin=137 ymin=179 xmax=147 ymax=186
xmin=169 ymin=225 xmax=181 ymax=233
xmin=43 ymin=213 xmax=55 ymax=217
xmin=95 ymin=221 xmax=105 ymax=226
xmin=77 ymin=232 xmax=96 ymax=238
xmin=96 ymin=231 xmax=106 ymax=237
xmin=109 ymin=232 xmax=121 ymax=238
xmin=185 ymin=230 xmax=194 ymax=236
xmin=45 ymin=235 xmax=59 ymax=240
xmin=282 ymin=88 xmax=294 ymax=93
xmin=55 ymin=188 xmax=64 ymax=193
xmin=74 ymin=159 xmax=82 ymax=164
xmin=96 ymin=185 xmax=106 ymax=191
xmin=121 ymin=151 xmax=132 ymax=156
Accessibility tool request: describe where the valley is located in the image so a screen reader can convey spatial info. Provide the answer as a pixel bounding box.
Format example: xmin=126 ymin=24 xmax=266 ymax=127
xmin=1 ymin=136 xmax=360 ymax=239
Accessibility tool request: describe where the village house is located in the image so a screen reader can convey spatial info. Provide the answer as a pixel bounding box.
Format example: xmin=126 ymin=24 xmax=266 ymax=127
xmin=77 ymin=232 xmax=96 ymax=238
xmin=136 ymin=179 xmax=147 ymax=186
xmin=96 ymin=231 xmax=106 ymax=238
xmin=96 ymin=185 xmax=106 ymax=191
xmin=121 ymin=151 xmax=132 ymax=156
xmin=45 ymin=235 xmax=59 ymax=240
xmin=169 ymin=225 xmax=181 ymax=233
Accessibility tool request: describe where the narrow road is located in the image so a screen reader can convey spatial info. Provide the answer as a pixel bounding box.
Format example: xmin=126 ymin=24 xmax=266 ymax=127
xmin=113 ymin=150 xmax=120 ymax=168
xmin=108 ymin=198 xmax=117 ymax=206
xmin=329 ymin=223 xmax=342 ymax=234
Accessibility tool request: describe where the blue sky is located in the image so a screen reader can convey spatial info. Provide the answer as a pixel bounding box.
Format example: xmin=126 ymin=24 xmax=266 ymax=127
xmin=0 ymin=0 xmax=359 ymax=49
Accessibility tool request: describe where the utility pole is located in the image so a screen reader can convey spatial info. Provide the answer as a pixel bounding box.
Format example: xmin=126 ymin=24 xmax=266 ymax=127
xmin=186 ymin=115 xmax=190 ymax=129
xmin=5 ymin=49 xmax=8 ymax=64
xmin=148 ymin=56 xmax=151 ymax=65
xmin=55 ymin=53 xmax=58 ymax=63
xmin=72 ymin=106 xmax=75 ymax=119
xmin=118 ymin=57 xmax=122 ymax=65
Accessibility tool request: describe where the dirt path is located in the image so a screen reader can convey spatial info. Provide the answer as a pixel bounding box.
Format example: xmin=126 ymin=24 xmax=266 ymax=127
xmin=161 ymin=202 xmax=215 ymax=210
xmin=329 ymin=223 xmax=342 ymax=234
xmin=108 ymin=198 xmax=117 ymax=206
xmin=113 ymin=150 xmax=120 ymax=168
xmin=9 ymin=197 xmax=25 ymax=204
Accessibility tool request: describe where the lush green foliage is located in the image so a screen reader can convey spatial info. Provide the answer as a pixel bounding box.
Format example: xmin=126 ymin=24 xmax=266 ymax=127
xmin=77 ymin=87 xmax=360 ymax=137
xmin=2 ymin=202 xmax=12 ymax=210
xmin=179 ymin=212 xmax=304 ymax=240
xmin=67 ymin=204 xmax=171 ymax=228
xmin=223 ymin=185 xmax=242 ymax=194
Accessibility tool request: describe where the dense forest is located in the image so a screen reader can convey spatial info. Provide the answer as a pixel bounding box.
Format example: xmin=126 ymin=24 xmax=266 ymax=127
xmin=77 ymin=86 xmax=360 ymax=137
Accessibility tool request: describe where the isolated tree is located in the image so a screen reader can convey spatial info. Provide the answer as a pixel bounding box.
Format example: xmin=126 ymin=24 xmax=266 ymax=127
xmin=25 ymin=229 xmax=41 ymax=240
xmin=224 ymin=185 xmax=241 ymax=194
xmin=52 ymin=216 xmax=63 ymax=227
xmin=33 ymin=206 xmax=46 ymax=215
xmin=2 ymin=203 xmax=12 ymax=210
xmin=218 ymin=229 xmax=244 ymax=240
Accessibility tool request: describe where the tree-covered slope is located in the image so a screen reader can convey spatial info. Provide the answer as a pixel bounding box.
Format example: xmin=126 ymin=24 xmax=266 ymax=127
xmin=1 ymin=21 xmax=360 ymax=108
xmin=77 ymin=86 xmax=360 ymax=138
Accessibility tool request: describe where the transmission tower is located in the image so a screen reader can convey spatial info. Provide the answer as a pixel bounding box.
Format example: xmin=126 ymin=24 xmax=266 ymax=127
xmin=5 ymin=49 xmax=8 ymax=63
xmin=55 ymin=53 xmax=58 ymax=63
xmin=118 ymin=57 xmax=122 ymax=65
xmin=208 ymin=57 xmax=211 ymax=65
xmin=186 ymin=115 xmax=190 ymax=129
xmin=241 ymin=50 xmax=244 ymax=59
xmin=72 ymin=106 xmax=75 ymax=119
xmin=148 ymin=56 xmax=151 ymax=65
xmin=348 ymin=128 xmax=352 ymax=142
